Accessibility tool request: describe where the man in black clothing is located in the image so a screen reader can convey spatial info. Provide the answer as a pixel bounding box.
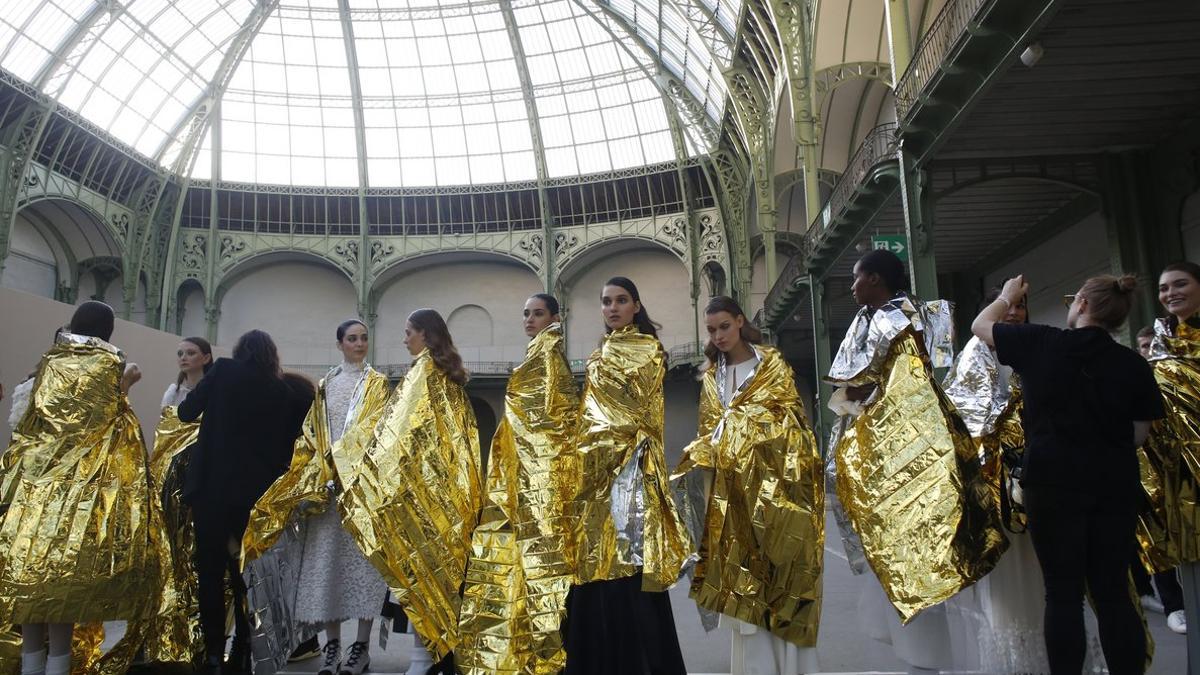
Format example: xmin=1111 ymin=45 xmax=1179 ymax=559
xmin=973 ymin=274 xmax=1165 ymax=675
xmin=179 ymin=330 xmax=313 ymax=674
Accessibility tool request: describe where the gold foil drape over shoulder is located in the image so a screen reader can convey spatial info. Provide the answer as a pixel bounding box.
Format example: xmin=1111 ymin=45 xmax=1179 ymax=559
xmin=141 ymin=406 xmax=204 ymax=665
xmin=828 ymin=303 xmax=1007 ymax=622
xmin=240 ymin=366 xmax=390 ymax=669
xmin=458 ymin=324 xmax=579 ymax=675
xmin=0 ymin=334 xmax=158 ymax=627
xmin=340 ymin=351 xmax=482 ymax=661
xmin=943 ymin=337 xmax=1025 ymax=530
xmin=1139 ymin=318 xmax=1200 ymax=569
xmin=565 ymin=325 xmax=691 ymax=590
xmin=243 ymin=367 xmax=392 ymax=563
xmin=672 ymin=346 xmax=824 ymax=647
xmin=827 ymin=295 xmax=955 ymax=387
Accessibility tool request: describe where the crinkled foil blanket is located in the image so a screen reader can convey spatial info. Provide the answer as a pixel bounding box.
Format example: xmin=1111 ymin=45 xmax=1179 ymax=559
xmin=1139 ymin=318 xmax=1200 ymax=570
xmin=942 ymin=336 xmax=1025 ymax=531
xmin=826 ymin=297 xmax=1007 ymax=622
xmin=671 ymin=345 xmax=824 ymax=647
xmin=339 ymin=351 xmax=482 ymax=661
xmin=457 ymin=324 xmax=578 ymax=674
xmin=0 ymin=335 xmax=161 ymax=674
xmin=565 ymin=325 xmax=692 ymax=591
xmin=241 ymin=367 xmax=391 ymax=672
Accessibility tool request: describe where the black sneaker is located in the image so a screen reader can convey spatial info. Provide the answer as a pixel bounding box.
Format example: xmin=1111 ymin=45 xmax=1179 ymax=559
xmin=289 ymin=635 xmax=321 ymax=662
xmin=317 ymin=639 xmax=341 ymax=675
xmin=339 ymin=641 xmax=370 ymax=675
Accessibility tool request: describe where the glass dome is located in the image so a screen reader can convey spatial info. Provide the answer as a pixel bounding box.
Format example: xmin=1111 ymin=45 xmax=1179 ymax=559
xmin=0 ymin=0 xmax=733 ymax=188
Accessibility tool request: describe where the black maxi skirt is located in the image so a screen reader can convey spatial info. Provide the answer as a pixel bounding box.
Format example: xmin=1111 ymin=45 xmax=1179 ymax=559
xmin=562 ymin=572 xmax=686 ymax=675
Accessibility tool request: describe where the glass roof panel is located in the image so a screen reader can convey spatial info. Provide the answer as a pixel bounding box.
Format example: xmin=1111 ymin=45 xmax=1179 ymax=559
xmin=0 ymin=0 xmax=723 ymax=187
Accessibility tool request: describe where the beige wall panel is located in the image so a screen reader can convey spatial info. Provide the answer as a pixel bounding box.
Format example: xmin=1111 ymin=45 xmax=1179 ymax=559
xmin=0 ymin=287 xmax=227 ymax=444
xmin=374 ymin=260 xmax=540 ymax=367
xmin=218 ymin=261 xmax=357 ymax=367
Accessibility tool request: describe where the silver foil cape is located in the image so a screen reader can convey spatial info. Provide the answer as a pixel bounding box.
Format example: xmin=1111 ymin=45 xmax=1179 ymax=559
xmin=942 ymin=336 xmax=1011 ymax=439
xmin=826 ymin=295 xmax=955 ymax=384
xmin=824 ymin=294 xmax=955 ymax=574
xmin=611 ymin=439 xmax=649 ymax=566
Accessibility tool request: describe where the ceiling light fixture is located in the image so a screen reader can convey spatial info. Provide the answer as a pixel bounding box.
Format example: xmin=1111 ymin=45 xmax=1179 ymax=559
xmin=1020 ymin=42 xmax=1045 ymax=68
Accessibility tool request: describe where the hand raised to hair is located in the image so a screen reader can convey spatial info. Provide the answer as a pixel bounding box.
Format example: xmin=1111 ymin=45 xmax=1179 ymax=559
xmin=1001 ymin=275 xmax=1029 ymax=305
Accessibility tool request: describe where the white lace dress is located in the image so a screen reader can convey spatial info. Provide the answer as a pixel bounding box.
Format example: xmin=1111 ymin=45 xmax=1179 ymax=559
xmin=293 ymin=361 xmax=389 ymax=625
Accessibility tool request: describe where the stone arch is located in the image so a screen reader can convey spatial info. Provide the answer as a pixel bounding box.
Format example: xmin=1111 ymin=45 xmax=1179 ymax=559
xmin=175 ymin=278 xmax=206 ymax=337
xmin=556 ymin=236 xmax=687 ymax=292
xmin=448 ymin=304 xmax=494 ymax=349
xmin=702 ymin=260 xmax=728 ymax=297
xmin=216 ymin=250 xmax=353 ymax=309
xmin=5 ymin=198 xmax=121 ymax=301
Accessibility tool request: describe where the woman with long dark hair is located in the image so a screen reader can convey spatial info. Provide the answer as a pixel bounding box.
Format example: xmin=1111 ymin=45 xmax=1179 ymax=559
xmin=162 ymin=337 xmax=213 ymax=408
xmin=179 ymin=329 xmax=315 ymax=675
xmin=457 ymin=293 xmax=579 ymax=673
xmin=561 ymin=276 xmax=691 ymax=675
xmin=828 ymin=250 xmax=1005 ymax=675
xmin=672 ymin=296 xmax=823 ymax=675
xmin=0 ymin=301 xmax=154 ymax=675
xmin=973 ymin=273 xmax=1164 ymax=674
xmin=1140 ymin=260 xmax=1200 ymax=667
xmin=339 ymin=309 xmax=480 ymax=675
xmin=242 ymin=319 xmax=392 ymax=675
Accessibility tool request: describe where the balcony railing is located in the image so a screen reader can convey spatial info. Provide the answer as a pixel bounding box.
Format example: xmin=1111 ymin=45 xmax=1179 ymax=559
xmin=761 ymin=123 xmax=898 ymax=323
xmin=809 ymin=123 xmax=898 ymax=237
xmin=894 ymin=0 xmax=989 ymax=119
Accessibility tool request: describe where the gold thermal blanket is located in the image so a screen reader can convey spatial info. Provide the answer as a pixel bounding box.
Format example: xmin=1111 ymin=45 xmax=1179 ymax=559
xmin=0 ymin=334 xmax=157 ymax=626
xmin=942 ymin=336 xmax=1025 ymax=531
xmin=672 ymin=345 xmax=823 ymax=647
xmin=242 ymin=367 xmax=392 ymax=563
xmin=565 ymin=325 xmax=692 ymax=591
xmin=457 ymin=324 xmax=579 ymax=674
xmin=340 ymin=351 xmax=482 ymax=661
xmin=141 ymin=406 xmax=204 ymax=665
xmin=240 ymin=365 xmax=390 ymax=668
xmin=1139 ymin=318 xmax=1200 ymax=569
xmin=826 ymin=298 xmax=1007 ymax=622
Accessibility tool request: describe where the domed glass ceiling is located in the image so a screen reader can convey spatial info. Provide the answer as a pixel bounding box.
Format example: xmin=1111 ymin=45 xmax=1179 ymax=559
xmin=0 ymin=0 xmax=734 ymax=188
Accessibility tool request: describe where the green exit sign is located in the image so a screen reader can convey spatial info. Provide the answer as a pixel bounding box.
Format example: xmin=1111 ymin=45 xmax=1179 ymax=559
xmin=871 ymin=235 xmax=908 ymax=262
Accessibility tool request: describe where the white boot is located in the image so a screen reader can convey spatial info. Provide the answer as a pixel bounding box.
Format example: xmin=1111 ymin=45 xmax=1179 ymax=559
xmin=404 ymin=632 xmax=433 ymax=675
xmin=20 ymin=649 xmax=46 ymax=675
xmin=44 ymin=653 xmax=69 ymax=675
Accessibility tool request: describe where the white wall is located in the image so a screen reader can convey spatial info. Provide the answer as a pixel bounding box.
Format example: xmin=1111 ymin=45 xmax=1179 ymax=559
xmin=218 ymin=261 xmax=358 ymax=366
xmin=1 ymin=213 xmax=57 ymax=297
xmin=564 ymin=248 xmax=698 ymax=362
xmin=0 ymin=287 xmax=227 ymax=444
xmin=180 ymin=285 xmax=207 ymax=338
xmin=985 ymin=211 xmax=1109 ymax=329
xmin=375 ymin=260 xmax=541 ymax=366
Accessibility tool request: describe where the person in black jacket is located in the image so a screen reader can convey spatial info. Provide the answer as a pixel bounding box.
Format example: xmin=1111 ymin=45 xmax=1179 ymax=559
xmin=973 ymin=274 xmax=1165 ymax=675
xmin=179 ymin=329 xmax=314 ymax=675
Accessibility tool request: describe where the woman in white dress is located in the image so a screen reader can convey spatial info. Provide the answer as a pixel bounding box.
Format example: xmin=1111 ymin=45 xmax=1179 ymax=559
xmin=160 ymin=337 xmax=212 ymax=407
xmin=243 ymin=320 xmax=392 ymax=675
xmin=673 ymin=296 xmax=824 ymax=675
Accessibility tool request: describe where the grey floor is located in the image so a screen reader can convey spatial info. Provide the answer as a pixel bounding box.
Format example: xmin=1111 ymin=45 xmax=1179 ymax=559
xmin=104 ymin=509 xmax=1188 ymax=674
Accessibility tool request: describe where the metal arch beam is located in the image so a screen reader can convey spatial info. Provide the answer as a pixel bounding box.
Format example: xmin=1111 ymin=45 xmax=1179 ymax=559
xmin=573 ymin=0 xmax=720 ymax=145
xmin=153 ymin=0 xmax=281 ymax=165
xmin=813 ymin=61 xmax=893 ymax=102
xmin=151 ymin=0 xmax=281 ymax=325
xmin=31 ymin=0 xmax=116 ymax=92
xmin=337 ymin=0 xmax=374 ymax=329
xmin=497 ymin=0 xmax=557 ymax=292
